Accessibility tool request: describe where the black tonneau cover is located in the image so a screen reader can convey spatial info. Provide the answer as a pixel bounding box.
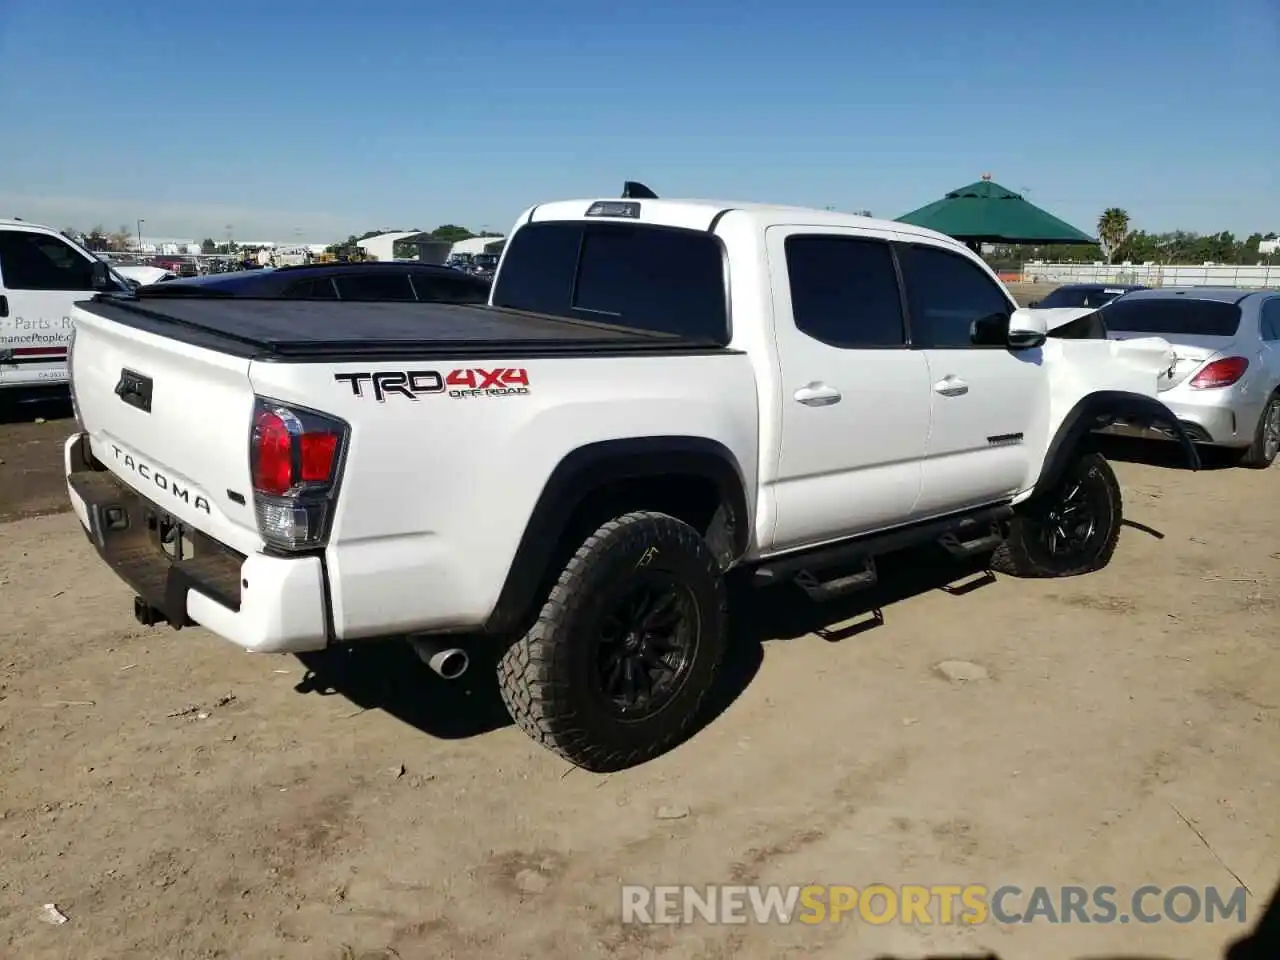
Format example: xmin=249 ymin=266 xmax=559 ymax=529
xmin=77 ymin=295 xmax=728 ymax=361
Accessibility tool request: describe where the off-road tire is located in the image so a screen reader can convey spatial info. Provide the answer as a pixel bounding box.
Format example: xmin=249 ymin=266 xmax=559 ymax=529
xmin=1235 ymin=394 xmax=1280 ymax=469
xmin=497 ymin=511 xmax=728 ymax=772
xmin=991 ymin=452 xmax=1122 ymax=578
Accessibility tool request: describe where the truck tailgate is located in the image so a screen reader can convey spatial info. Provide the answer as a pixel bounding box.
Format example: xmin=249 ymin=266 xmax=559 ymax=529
xmin=70 ymin=303 xmax=262 ymax=553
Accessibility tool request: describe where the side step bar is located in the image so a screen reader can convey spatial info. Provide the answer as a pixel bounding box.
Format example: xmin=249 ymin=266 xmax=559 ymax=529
xmin=752 ymin=504 xmax=1013 ymax=602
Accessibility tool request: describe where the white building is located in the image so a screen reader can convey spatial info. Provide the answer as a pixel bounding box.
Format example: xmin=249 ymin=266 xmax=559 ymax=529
xmin=450 ymin=236 xmax=505 ymax=257
xmin=1260 ymin=238 xmax=1280 ymax=256
xmin=356 ymin=231 xmax=418 ymax=262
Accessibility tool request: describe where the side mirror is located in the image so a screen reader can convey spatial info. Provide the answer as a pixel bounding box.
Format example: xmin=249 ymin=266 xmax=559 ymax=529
xmin=1007 ymin=307 xmax=1048 ymax=350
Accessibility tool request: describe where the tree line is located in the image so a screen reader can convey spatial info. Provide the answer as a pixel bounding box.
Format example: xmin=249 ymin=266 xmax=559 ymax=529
xmin=987 ymin=209 xmax=1278 ymax=270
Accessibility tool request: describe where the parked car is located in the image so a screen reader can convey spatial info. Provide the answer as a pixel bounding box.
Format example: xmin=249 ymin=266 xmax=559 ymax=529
xmin=1030 ymin=283 xmax=1148 ymax=308
xmin=1099 ymin=287 xmax=1280 ymax=467
xmin=467 ymin=253 xmax=500 ymax=281
xmin=0 ymin=219 xmax=132 ymax=391
xmin=64 ymin=188 xmax=1195 ymax=771
xmin=134 ymin=260 xmax=491 ymax=303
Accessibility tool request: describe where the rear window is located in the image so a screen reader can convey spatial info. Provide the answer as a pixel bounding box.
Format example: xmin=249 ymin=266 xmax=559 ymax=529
xmin=1102 ymin=298 xmax=1241 ymax=337
xmin=334 ymin=272 xmax=415 ymax=301
xmin=491 ymin=221 xmax=729 ymax=342
xmin=1039 ymin=287 xmax=1127 ymax=309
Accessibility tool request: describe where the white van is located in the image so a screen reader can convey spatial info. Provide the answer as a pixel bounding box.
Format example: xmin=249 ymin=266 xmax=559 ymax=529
xmin=0 ymin=220 xmax=131 ymax=391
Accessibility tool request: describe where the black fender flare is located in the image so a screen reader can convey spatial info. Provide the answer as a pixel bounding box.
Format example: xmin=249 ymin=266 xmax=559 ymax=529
xmin=483 ymin=436 xmax=751 ymax=635
xmin=1031 ymin=390 xmax=1201 ymax=501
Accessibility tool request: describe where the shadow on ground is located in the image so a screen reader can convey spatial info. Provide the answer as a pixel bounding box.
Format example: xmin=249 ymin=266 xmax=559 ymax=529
xmin=0 ymin=387 xmax=73 ymax=425
xmin=872 ymin=874 xmax=1279 ymax=960
xmin=291 ymin=542 xmax=997 ymax=750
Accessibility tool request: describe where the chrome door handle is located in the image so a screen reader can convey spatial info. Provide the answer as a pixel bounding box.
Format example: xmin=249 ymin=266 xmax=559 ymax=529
xmin=794 ymin=382 xmax=842 ymax=406
xmin=933 ymin=376 xmax=969 ymax=397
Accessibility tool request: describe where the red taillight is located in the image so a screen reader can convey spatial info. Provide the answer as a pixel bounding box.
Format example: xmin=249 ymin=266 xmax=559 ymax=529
xmin=252 ymin=409 xmax=295 ymax=495
xmin=249 ymin=400 xmax=348 ymax=551
xmin=1189 ymin=356 xmax=1248 ymax=389
xmin=299 ymin=432 xmax=339 ymax=482
xmin=251 ymin=409 xmax=341 ymax=495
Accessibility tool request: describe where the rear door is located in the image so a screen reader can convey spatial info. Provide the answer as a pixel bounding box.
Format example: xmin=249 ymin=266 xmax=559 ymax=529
xmin=895 ymin=241 xmax=1040 ymax=515
xmin=0 ymin=228 xmax=104 ymax=387
xmin=766 ymin=228 xmax=932 ymax=551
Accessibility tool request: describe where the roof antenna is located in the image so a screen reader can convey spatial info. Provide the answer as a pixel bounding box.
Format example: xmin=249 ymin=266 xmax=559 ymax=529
xmin=622 ymin=181 xmax=658 ymax=199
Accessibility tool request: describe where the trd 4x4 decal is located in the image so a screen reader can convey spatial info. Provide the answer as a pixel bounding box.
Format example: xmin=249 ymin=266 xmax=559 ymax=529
xmin=335 ymin=368 xmax=531 ymax=402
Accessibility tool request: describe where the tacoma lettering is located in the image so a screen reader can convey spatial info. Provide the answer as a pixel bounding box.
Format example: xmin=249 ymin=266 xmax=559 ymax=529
xmin=110 ymin=445 xmax=211 ymax=514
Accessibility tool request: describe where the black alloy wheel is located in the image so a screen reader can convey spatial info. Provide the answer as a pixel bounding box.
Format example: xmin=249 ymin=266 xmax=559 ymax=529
xmin=990 ymin=452 xmax=1122 ymax=578
xmin=594 ymin=575 xmax=698 ymax=719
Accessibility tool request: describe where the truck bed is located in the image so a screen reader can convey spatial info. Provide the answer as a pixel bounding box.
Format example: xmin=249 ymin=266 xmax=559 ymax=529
xmin=76 ymin=295 xmax=731 ymax=361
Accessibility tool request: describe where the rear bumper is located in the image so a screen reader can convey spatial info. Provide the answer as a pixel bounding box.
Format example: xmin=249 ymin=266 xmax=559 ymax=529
xmin=0 ymin=364 xmax=69 ymax=389
xmin=65 ymin=433 xmax=330 ymax=653
xmin=1100 ymin=395 xmax=1250 ymax=447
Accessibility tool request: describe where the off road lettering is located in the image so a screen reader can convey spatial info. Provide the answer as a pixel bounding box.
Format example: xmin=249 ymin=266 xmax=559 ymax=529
xmin=110 ymin=444 xmax=211 ymax=514
xmin=445 ymin=367 xmax=531 ymax=398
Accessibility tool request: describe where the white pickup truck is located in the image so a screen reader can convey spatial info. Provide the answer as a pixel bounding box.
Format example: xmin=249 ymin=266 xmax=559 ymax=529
xmin=64 ymin=186 xmax=1198 ymax=771
xmin=0 ymin=220 xmax=132 ymax=392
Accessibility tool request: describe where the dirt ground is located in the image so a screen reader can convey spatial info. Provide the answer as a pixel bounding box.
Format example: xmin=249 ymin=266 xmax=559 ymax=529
xmin=1 ymin=388 xmax=1277 ymax=960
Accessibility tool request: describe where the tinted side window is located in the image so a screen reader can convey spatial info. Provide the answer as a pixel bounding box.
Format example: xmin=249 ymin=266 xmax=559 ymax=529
xmin=1261 ymin=299 xmax=1280 ymax=341
xmin=284 ymin=277 xmax=337 ymax=299
xmin=409 ymin=271 xmax=489 ymax=303
xmin=0 ymin=231 xmax=96 ymax=291
xmin=492 ymin=221 xmax=729 ymax=342
xmin=897 ymin=244 xmax=1014 ymax=348
xmin=333 ymin=272 xmax=415 ymax=301
xmin=784 ymin=236 xmax=905 ymax=347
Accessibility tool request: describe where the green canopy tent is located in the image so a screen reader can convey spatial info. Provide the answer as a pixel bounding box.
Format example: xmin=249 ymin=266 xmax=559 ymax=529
xmin=896 ymin=175 xmax=1095 ymax=252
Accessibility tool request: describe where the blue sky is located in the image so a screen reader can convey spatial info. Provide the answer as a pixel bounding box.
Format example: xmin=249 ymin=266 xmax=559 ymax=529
xmin=1 ymin=0 xmax=1276 ymax=243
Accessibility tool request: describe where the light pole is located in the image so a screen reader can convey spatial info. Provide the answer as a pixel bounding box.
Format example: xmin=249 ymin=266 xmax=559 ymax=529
xmin=136 ymin=218 xmax=145 ymax=252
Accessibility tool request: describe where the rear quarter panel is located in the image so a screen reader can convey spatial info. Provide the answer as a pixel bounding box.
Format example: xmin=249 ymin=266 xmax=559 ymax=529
xmin=247 ymin=352 xmax=760 ymax=639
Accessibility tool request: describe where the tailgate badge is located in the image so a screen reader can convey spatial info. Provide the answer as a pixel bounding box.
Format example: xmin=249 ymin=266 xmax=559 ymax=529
xmin=115 ymin=368 xmax=153 ymax=413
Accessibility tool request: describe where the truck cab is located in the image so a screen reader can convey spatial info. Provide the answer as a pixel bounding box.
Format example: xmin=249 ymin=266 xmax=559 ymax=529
xmin=0 ymin=220 xmax=131 ymax=391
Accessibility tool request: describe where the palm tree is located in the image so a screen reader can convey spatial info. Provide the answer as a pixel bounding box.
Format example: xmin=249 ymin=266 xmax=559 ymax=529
xmin=1097 ymin=208 xmax=1131 ymax=264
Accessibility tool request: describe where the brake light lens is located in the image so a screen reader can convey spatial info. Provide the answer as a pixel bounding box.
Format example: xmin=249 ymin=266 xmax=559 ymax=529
xmin=1189 ymin=356 xmax=1248 ymax=389
xmin=300 ymin=432 xmax=339 ymax=482
xmin=249 ymin=400 xmax=347 ymax=550
xmin=251 ymin=410 xmax=294 ymax=495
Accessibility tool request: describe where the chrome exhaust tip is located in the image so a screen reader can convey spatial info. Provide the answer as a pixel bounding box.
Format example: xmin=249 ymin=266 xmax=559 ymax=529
xmin=409 ymin=637 xmax=470 ymax=680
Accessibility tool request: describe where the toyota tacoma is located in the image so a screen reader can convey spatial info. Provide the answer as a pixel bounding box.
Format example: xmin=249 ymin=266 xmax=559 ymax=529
xmin=63 ymin=185 xmax=1197 ymax=771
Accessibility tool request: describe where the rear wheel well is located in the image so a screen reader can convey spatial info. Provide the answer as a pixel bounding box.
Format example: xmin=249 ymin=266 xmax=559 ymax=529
xmin=494 ymin=472 xmax=739 ymax=638
xmin=559 ymin=473 xmax=729 ymax=566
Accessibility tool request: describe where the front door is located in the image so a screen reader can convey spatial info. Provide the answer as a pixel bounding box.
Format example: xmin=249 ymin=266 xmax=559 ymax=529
xmin=766 ymin=227 xmax=933 ymax=553
xmin=894 ymin=241 xmax=1040 ymax=516
xmin=0 ymin=229 xmax=104 ymax=389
